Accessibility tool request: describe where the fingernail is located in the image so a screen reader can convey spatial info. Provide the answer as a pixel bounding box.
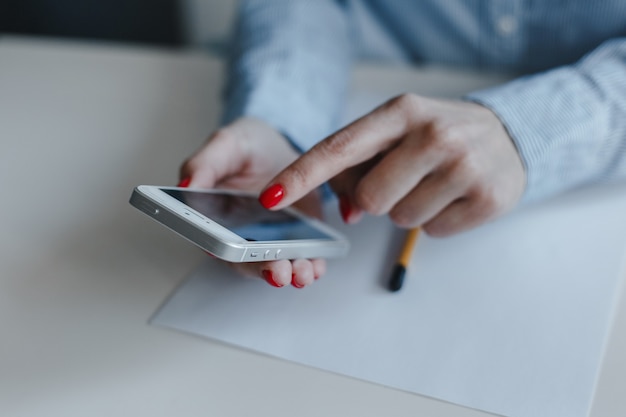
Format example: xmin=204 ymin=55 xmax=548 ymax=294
xmin=339 ymin=194 xmax=352 ymax=223
xmin=259 ymin=184 xmax=284 ymax=209
xmin=177 ymin=177 xmax=191 ymax=188
xmin=291 ymin=273 xmax=304 ymax=289
xmin=263 ymin=270 xmax=283 ymax=287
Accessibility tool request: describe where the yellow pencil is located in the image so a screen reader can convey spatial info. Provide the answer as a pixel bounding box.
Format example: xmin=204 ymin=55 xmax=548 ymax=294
xmin=388 ymin=228 xmax=420 ymax=292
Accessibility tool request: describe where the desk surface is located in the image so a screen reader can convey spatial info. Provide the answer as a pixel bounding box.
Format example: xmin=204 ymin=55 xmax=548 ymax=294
xmin=1 ymin=36 xmax=624 ymax=417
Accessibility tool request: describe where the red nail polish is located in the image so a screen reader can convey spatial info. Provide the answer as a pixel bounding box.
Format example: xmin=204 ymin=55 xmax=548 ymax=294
xmin=177 ymin=177 xmax=191 ymax=188
xmin=291 ymin=273 xmax=304 ymax=289
xmin=263 ymin=270 xmax=283 ymax=287
xmin=339 ymin=194 xmax=352 ymax=223
xmin=259 ymin=184 xmax=284 ymax=209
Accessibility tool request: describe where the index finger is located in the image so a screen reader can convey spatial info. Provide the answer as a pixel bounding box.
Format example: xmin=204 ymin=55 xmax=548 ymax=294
xmin=180 ymin=130 xmax=245 ymax=189
xmin=259 ymin=96 xmax=413 ymax=209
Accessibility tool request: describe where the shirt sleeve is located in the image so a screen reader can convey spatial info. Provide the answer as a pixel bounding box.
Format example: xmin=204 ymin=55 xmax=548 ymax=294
xmin=221 ymin=0 xmax=354 ymax=152
xmin=466 ymin=38 xmax=626 ymax=203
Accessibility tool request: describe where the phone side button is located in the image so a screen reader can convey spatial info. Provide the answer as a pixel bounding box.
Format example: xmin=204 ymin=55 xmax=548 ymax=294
xmin=274 ymin=249 xmax=281 ymax=259
xmin=250 ymin=251 xmax=259 ymax=259
xmin=138 ymin=202 xmax=159 ymax=215
xmin=263 ymin=250 xmax=271 ymax=259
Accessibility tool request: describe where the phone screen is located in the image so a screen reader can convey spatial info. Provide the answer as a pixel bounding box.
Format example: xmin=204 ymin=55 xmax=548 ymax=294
xmin=161 ymin=189 xmax=334 ymax=242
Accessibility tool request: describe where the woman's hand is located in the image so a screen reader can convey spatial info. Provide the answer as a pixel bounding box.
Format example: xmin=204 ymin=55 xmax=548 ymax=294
xmin=259 ymin=94 xmax=526 ymax=236
xmin=179 ymin=117 xmax=326 ymax=288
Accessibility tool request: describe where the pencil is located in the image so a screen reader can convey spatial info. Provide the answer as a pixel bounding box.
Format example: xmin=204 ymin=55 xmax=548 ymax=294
xmin=388 ymin=228 xmax=420 ymax=292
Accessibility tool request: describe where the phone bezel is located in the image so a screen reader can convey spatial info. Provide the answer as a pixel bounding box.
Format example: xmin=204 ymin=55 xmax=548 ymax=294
xmin=130 ymin=185 xmax=350 ymax=262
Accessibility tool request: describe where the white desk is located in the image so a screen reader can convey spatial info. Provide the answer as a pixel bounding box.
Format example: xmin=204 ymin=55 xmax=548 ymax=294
xmin=1 ymin=36 xmax=624 ymax=417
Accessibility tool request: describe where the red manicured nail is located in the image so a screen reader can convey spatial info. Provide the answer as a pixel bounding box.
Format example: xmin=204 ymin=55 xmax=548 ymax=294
xmin=291 ymin=273 xmax=304 ymax=289
xmin=263 ymin=270 xmax=283 ymax=287
xmin=259 ymin=184 xmax=284 ymax=209
xmin=177 ymin=177 xmax=191 ymax=188
xmin=339 ymin=194 xmax=352 ymax=223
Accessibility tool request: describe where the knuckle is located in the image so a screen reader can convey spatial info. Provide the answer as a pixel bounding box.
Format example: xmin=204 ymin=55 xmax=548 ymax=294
xmin=285 ymin=161 xmax=311 ymax=190
xmin=445 ymin=158 xmax=476 ymax=186
xmin=389 ymin=93 xmax=419 ymax=112
xmin=386 ymin=93 xmax=421 ymax=121
xmin=319 ymin=128 xmax=355 ymax=159
xmin=209 ymin=128 xmax=243 ymax=154
xmin=423 ymin=121 xmax=464 ymax=157
xmin=389 ymin=208 xmax=416 ymax=228
xmin=470 ymin=187 xmax=499 ymax=215
xmin=422 ymin=221 xmax=453 ymax=238
xmin=209 ymin=128 xmax=233 ymax=143
xmin=354 ymin=185 xmax=386 ymax=215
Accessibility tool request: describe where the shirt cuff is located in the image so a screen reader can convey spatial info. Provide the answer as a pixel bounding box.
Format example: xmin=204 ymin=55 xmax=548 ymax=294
xmin=465 ymin=66 xmax=610 ymax=204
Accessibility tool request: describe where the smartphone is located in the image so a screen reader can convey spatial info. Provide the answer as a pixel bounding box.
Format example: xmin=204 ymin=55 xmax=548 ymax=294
xmin=130 ymin=185 xmax=350 ymax=262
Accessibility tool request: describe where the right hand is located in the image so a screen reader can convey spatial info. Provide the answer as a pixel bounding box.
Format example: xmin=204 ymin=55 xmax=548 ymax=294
xmin=179 ymin=117 xmax=326 ymax=288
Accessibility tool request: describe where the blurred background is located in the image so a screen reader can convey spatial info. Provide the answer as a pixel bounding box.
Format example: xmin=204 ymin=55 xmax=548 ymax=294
xmin=0 ymin=0 xmax=237 ymax=51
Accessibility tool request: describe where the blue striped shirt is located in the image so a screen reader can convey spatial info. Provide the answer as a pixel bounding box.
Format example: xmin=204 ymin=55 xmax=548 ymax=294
xmin=222 ymin=0 xmax=626 ymax=203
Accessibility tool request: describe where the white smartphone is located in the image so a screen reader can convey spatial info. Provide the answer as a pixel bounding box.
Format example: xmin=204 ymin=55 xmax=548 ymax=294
xmin=130 ymin=185 xmax=350 ymax=262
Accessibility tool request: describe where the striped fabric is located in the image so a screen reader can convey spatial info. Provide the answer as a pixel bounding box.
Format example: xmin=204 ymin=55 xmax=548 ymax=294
xmin=221 ymin=0 xmax=626 ymax=203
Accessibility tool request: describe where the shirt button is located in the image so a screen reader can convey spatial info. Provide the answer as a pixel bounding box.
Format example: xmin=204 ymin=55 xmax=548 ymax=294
xmin=496 ymin=15 xmax=518 ymax=36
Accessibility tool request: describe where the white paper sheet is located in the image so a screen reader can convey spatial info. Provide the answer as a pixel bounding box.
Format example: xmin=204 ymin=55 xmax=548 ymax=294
xmin=152 ymin=182 xmax=626 ymax=417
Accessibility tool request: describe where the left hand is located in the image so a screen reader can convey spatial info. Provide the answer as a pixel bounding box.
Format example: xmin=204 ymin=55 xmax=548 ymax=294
xmin=258 ymin=94 xmax=526 ymax=236
xmin=178 ymin=117 xmax=325 ymax=288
